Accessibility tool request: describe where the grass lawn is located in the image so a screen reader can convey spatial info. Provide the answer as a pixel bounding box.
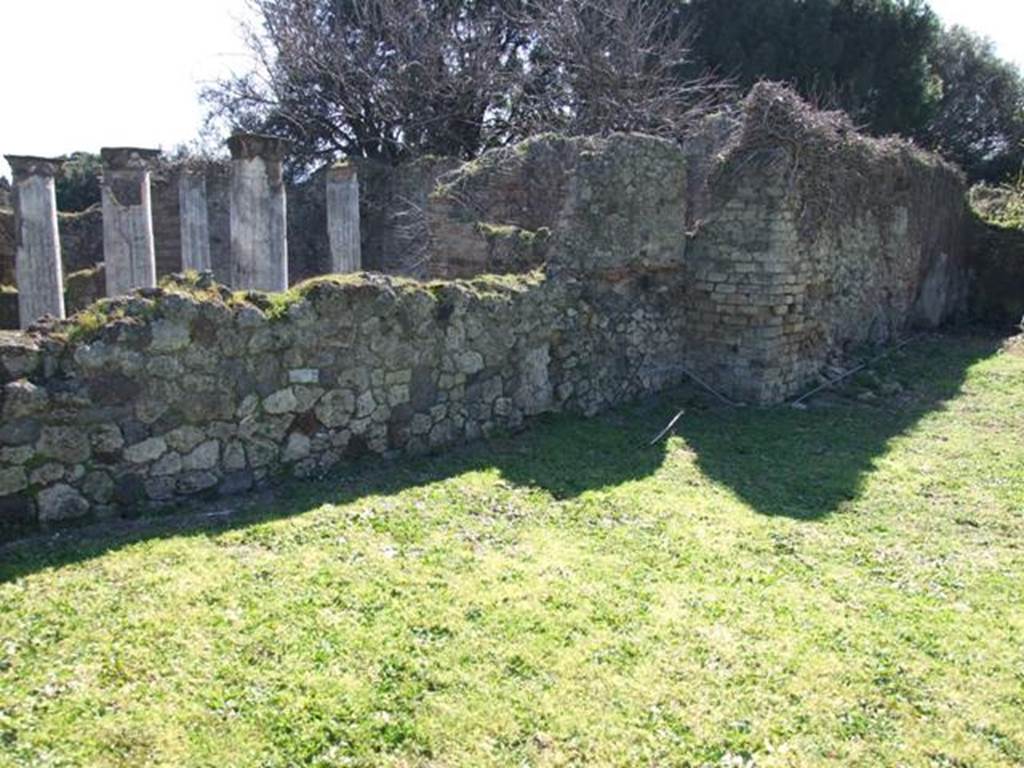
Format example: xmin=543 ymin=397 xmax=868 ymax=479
xmin=1 ymin=333 xmax=1022 ymax=767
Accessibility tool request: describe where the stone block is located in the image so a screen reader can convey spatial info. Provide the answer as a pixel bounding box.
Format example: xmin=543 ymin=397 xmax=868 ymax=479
xmin=37 ymin=484 xmax=90 ymax=523
xmin=124 ymin=437 xmax=167 ymax=464
xmin=0 ymin=466 xmax=28 ymax=496
xmin=38 ymin=426 xmax=91 ymax=464
xmin=263 ymin=388 xmax=299 ymax=415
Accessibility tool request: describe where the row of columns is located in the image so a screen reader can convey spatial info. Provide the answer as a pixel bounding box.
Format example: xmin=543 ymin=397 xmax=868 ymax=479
xmin=4 ymin=134 xmax=363 ymax=329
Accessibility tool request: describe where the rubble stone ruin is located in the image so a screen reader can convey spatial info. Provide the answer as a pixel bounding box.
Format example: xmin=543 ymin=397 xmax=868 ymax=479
xmin=0 ymin=84 xmax=1006 ymax=532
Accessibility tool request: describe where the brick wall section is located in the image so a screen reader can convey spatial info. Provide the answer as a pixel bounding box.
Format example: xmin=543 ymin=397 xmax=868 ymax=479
xmin=151 ymin=169 xmax=183 ymax=278
xmin=681 ymin=86 xmax=969 ymax=402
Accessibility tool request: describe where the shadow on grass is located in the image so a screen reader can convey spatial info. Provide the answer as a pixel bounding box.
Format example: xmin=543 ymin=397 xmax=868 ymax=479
xmin=0 ymin=332 xmax=1004 ymax=582
xmin=0 ymin=400 xmax=671 ymax=583
xmin=675 ymin=332 xmax=1004 ymax=519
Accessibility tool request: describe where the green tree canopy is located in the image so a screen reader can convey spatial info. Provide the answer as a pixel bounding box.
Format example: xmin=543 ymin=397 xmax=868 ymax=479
xmin=921 ymin=25 xmax=1024 ymax=181
xmin=55 ymin=152 xmax=102 ymax=213
xmin=686 ymin=0 xmax=940 ymax=136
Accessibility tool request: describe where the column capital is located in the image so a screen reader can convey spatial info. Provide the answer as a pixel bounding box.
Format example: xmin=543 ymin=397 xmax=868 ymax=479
xmin=327 ymin=161 xmax=358 ymax=182
xmin=4 ymin=155 xmax=65 ymax=180
xmin=227 ymin=133 xmax=289 ymax=162
xmin=100 ymin=147 xmax=162 ymax=171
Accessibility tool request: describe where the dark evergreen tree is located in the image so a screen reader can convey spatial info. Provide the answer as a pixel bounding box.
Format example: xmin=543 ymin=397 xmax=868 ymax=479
xmin=686 ymin=0 xmax=939 ymax=136
xmin=55 ymin=152 xmax=103 ymax=213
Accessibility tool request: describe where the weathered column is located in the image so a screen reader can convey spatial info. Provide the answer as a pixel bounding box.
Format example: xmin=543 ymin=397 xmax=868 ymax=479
xmin=101 ymin=147 xmax=160 ymax=297
xmin=227 ymin=133 xmax=288 ymax=291
xmin=179 ymin=169 xmax=212 ymax=272
xmin=4 ymin=155 xmax=66 ymax=328
xmin=326 ymin=162 xmax=362 ymax=273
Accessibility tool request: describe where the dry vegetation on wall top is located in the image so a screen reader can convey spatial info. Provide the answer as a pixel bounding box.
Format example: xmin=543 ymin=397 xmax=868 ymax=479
xmin=713 ymin=83 xmax=965 ymax=241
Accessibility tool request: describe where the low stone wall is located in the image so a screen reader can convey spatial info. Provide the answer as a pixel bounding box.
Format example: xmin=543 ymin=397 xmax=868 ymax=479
xmin=0 ymin=265 xmax=687 ymax=531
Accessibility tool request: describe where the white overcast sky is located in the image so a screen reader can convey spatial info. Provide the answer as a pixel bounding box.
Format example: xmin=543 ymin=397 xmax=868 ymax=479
xmin=1 ymin=0 xmax=1022 ymax=180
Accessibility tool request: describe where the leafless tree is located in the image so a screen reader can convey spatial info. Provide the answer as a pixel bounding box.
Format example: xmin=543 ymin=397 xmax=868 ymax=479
xmin=202 ymin=0 xmax=728 ymax=170
xmin=525 ymin=0 xmax=728 ymax=139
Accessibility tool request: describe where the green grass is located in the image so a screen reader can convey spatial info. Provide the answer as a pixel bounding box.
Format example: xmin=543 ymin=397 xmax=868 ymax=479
xmin=1 ymin=333 xmax=1023 ymax=767
xmin=971 ymin=176 xmax=1024 ymax=230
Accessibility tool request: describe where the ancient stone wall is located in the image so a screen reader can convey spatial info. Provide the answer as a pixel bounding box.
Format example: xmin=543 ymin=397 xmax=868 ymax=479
xmin=0 ymin=87 xmax=973 ymax=533
xmin=680 ymin=86 xmax=968 ymax=402
xmin=422 ymin=85 xmax=969 ymax=403
xmin=0 ymin=264 xmax=687 ymax=532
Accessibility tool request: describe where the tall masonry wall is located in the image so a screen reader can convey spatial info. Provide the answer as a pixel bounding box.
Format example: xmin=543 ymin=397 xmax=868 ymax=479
xmin=422 ymin=85 xmax=968 ymax=402
xmin=681 ymin=86 xmax=968 ymax=402
xmin=0 ymin=85 xmax=969 ymax=533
